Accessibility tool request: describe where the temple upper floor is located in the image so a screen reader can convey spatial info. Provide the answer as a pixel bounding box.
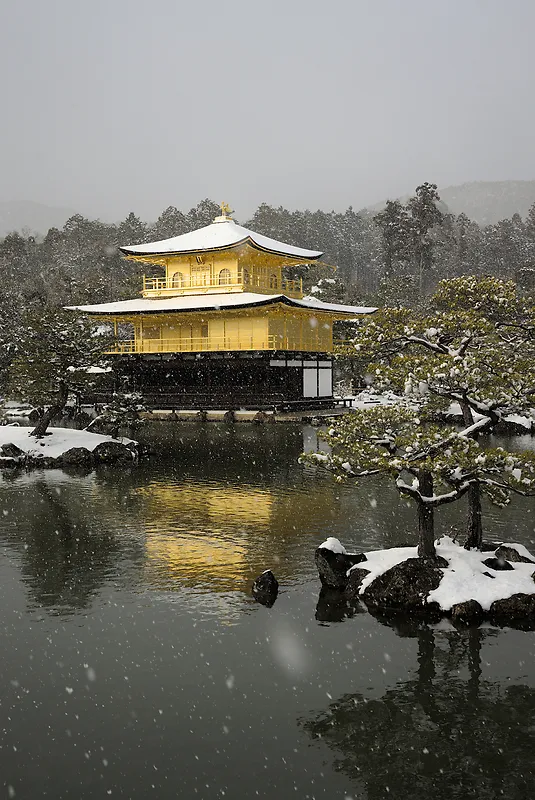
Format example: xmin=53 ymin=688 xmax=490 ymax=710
xmin=121 ymin=207 xmax=322 ymax=300
xmin=141 ymin=257 xmax=304 ymax=299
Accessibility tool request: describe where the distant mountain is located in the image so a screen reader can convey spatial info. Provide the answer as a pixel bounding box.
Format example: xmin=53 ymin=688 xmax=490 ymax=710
xmin=0 ymin=200 xmax=77 ymax=237
xmin=439 ymin=181 xmax=535 ymax=225
xmin=366 ymin=181 xmax=535 ymax=226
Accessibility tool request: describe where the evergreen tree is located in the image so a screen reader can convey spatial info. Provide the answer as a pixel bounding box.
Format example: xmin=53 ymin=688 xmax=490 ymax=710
xmin=331 ymin=276 xmax=535 ymax=549
xmin=118 ymin=212 xmax=146 ymax=246
xmin=186 ymin=199 xmax=220 ymax=229
xmin=9 ymin=308 xmax=113 ymax=437
xmin=406 ymin=183 xmax=444 ymax=294
xmin=151 ymin=206 xmax=188 ymax=240
xmin=374 ymin=199 xmax=411 ymax=277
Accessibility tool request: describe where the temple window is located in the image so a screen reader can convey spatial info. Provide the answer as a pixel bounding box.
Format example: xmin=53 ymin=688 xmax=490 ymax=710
xmin=269 ymin=273 xmax=278 ymax=289
xmin=242 ymin=268 xmax=250 ymax=285
xmin=201 ymin=324 xmax=208 ymax=338
xmin=219 ymin=268 xmax=231 ymax=285
xmin=171 ymin=271 xmax=185 ymax=287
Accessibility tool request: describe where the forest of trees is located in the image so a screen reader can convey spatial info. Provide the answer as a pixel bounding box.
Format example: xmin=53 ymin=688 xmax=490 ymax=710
xmin=1 ymin=185 xmax=535 ymax=386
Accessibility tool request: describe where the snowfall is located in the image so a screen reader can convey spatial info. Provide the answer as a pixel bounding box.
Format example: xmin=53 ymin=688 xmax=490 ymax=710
xmin=320 ymin=536 xmax=535 ymax=612
xmin=0 ymin=425 xmax=134 ymax=461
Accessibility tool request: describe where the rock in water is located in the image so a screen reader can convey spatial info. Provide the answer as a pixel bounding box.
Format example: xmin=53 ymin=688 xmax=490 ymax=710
xmin=451 ymin=600 xmax=484 ymax=625
xmin=490 ymin=593 xmax=535 ymax=623
xmin=482 ymin=557 xmax=514 ymax=571
xmin=494 ymin=545 xmax=535 ymax=564
xmin=252 ymin=570 xmax=279 ymax=607
xmin=315 ymin=547 xmax=367 ymax=590
xmin=0 ymin=443 xmax=25 ymax=459
xmin=345 ymin=567 xmax=371 ymax=600
xmin=57 ymin=447 xmax=93 ymax=466
xmin=362 ymin=557 xmax=443 ymax=614
xmin=92 ymin=441 xmax=134 ymax=463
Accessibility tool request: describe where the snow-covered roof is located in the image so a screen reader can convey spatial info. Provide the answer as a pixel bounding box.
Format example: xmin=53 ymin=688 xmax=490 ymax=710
xmin=67 ymin=292 xmax=377 ymax=317
xmin=120 ymin=218 xmax=323 ymax=261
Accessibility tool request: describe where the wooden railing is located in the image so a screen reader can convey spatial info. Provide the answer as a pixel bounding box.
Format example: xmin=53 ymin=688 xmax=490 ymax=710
xmin=107 ymin=334 xmax=340 ymax=355
xmin=142 ymin=273 xmax=303 ymax=298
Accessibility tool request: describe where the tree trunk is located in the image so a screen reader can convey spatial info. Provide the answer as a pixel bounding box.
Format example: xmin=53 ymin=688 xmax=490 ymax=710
xmin=31 ymin=380 xmax=69 ymax=437
xmin=464 ymin=485 xmax=483 ymax=550
xmin=417 ymin=470 xmax=436 ymax=558
xmin=460 ymin=400 xmax=484 ymax=550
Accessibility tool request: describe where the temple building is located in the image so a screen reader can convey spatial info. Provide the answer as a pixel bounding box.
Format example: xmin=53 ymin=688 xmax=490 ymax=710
xmin=71 ymin=205 xmax=376 ymax=409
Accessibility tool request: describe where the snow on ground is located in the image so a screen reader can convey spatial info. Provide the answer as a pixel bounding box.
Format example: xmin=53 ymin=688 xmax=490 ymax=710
xmin=428 ymin=538 xmax=535 ymax=611
xmin=0 ymin=426 xmax=133 ymax=460
xmin=344 ymin=535 xmax=535 ymax=612
xmin=446 ymin=402 xmax=534 ymax=430
xmin=342 ymin=389 xmax=418 ymax=411
xmin=337 ymin=393 xmax=534 ymax=431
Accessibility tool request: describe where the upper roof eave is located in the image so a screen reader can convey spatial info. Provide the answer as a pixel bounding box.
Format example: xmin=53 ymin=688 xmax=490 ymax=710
xmin=118 ymin=219 xmax=323 ymax=261
xmin=120 ymin=236 xmax=322 ymax=262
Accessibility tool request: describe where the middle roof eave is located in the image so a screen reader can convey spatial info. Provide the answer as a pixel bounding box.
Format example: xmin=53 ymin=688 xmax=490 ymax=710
xmin=66 ymin=293 xmax=377 ymax=317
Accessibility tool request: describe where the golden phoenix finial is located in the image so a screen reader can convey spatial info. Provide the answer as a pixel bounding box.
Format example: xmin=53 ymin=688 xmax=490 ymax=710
xmin=220 ymin=202 xmax=233 ymax=217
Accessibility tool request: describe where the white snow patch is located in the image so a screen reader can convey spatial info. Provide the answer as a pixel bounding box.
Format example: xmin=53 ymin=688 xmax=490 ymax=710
xmin=428 ymin=537 xmax=535 ymax=611
xmin=319 ymin=537 xmax=347 ymax=554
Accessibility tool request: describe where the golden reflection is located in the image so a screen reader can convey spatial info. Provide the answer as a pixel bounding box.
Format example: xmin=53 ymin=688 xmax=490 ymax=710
xmin=136 ymin=484 xmax=273 ymax=525
xmin=136 ymin=483 xmax=275 ymax=592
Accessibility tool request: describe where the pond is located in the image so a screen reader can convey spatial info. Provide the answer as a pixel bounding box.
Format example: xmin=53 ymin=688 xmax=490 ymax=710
xmin=0 ymin=423 xmax=534 ymax=799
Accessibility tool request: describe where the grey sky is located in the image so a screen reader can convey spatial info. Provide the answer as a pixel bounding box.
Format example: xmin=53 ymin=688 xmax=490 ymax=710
xmin=1 ymin=0 xmax=534 ymax=222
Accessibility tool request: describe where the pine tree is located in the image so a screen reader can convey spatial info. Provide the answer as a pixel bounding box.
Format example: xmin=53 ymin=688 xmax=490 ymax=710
xmin=374 ymin=200 xmax=412 ymax=277
xmin=406 ymin=183 xmax=444 ymax=294
xmin=9 ymin=308 xmax=113 ymax=437
xmin=328 ymin=277 xmax=535 ymax=550
xmin=151 ymin=206 xmax=188 ymax=240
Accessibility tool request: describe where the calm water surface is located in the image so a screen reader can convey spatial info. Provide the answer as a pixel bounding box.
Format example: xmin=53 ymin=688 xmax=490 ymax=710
xmin=1 ymin=423 xmax=534 ymax=799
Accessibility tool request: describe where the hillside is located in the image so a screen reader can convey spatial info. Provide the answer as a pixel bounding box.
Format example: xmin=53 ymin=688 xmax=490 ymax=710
xmin=0 ymin=200 xmax=77 ymax=237
xmin=439 ymin=181 xmax=535 ymax=224
xmin=366 ymin=181 xmax=535 ymax=226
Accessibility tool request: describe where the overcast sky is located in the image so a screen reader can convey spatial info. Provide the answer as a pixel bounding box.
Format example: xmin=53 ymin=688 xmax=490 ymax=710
xmin=1 ymin=0 xmax=534 ymax=221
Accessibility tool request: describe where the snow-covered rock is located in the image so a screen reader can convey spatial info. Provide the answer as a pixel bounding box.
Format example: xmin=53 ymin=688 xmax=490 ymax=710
xmin=0 ymin=426 xmax=138 ymax=469
xmin=317 ymin=536 xmax=535 ymax=624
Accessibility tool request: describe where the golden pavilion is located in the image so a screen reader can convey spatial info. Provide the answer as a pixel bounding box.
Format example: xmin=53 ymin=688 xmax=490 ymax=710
xmin=71 ymin=205 xmax=376 ymax=409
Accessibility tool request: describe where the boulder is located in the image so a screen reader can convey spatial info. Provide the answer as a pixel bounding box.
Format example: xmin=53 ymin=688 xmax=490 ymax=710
xmin=315 ymin=547 xmax=367 ymax=590
xmin=92 ymin=440 xmax=134 ymax=464
xmin=362 ymin=557 xmax=443 ymax=614
xmin=0 ymin=456 xmax=20 ymax=468
xmin=345 ymin=567 xmax=372 ymax=600
xmin=450 ymin=599 xmax=484 ymax=625
xmin=253 ymin=411 xmax=274 ymax=424
xmin=57 ymin=447 xmax=94 ymax=466
xmin=490 ymin=593 xmax=535 ymax=620
xmin=482 ymin=557 xmax=514 ymax=571
xmin=252 ymin=570 xmax=278 ymax=607
xmin=0 ymin=443 xmax=25 ymax=459
xmin=495 ymin=545 xmax=535 ymax=565
xmin=223 ymin=410 xmax=235 ymax=423
xmin=196 ymin=410 xmax=207 ymax=422
xmin=29 ymin=455 xmax=57 ymax=468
